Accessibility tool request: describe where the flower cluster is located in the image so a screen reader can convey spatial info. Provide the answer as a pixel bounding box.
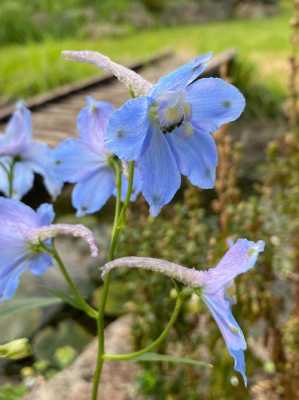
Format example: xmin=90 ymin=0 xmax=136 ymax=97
xmin=0 ymin=51 xmax=263 ymax=386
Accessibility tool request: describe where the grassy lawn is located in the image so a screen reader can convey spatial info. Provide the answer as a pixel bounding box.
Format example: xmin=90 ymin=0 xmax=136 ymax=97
xmin=0 ymin=6 xmax=291 ymax=103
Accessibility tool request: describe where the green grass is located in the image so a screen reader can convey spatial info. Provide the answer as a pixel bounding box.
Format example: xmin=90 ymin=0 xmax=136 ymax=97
xmin=0 ymin=8 xmax=291 ymax=103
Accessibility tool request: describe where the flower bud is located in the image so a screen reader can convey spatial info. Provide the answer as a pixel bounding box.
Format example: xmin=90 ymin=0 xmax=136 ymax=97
xmin=0 ymin=338 xmax=31 ymax=360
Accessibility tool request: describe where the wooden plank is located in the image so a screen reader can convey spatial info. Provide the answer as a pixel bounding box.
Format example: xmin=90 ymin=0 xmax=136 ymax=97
xmin=0 ymin=51 xmax=173 ymax=123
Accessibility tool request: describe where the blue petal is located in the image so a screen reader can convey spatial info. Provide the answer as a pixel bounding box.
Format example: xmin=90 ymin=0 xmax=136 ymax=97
xmin=187 ymin=78 xmax=246 ymax=133
xmin=72 ymin=167 xmax=115 ymax=216
xmin=202 ymin=291 xmax=247 ymax=385
xmin=0 ymin=261 xmax=26 ymax=302
xmin=0 ymin=103 xmax=32 ymax=157
xmin=139 ymin=128 xmax=181 ymax=216
xmin=77 ymin=97 xmax=114 ymax=150
xmin=167 ymin=125 xmax=218 ymax=189
xmin=36 ymin=203 xmax=55 ymax=226
xmin=54 ymin=139 xmax=105 ymax=183
xmin=106 ymin=96 xmax=152 ymax=161
xmin=149 ymin=53 xmax=212 ymax=98
xmin=29 ymin=253 xmax=53 ymax=276
xmin=0 ymin=197 xmax=38 ymax=227
xmin=203 ymin=239 xmax=265 ymax=294
xmin=22 ymin=142 xmax=63 ymax=199
xmin=200 ymin=239 xmax=265 ymax=385
xmin=11 ymin=161 xmax=34 ymax=200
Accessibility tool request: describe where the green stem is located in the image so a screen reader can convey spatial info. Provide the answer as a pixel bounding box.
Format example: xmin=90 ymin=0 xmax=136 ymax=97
xmin=91 ymin=160 xmax=135 ymax=400
xmin=7 ymin=160 xmax=16 ymax=198
xmin=48 ymin=244 xmax=98 ymax=319
xmin=0 ymin=161 xmax=9 ymax=175
xmin=104 ymin=291 xmax=183 ymax=361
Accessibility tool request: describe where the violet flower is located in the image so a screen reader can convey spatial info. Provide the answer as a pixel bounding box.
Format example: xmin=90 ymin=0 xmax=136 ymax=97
xmin=54 ymin=97 xmax=141 ymax=216
xmin=0 ymin=102 xmax=62 ymax=200
xmin=0 ymin=197 xmax=98 ymax=301
xmin=102 ymin=238 xmax=265 ymax=384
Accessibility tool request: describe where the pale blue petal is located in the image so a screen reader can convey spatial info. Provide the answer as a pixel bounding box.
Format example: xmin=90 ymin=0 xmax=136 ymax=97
xmin=0 ymin=197 xmax=38 ymax=227
xmin=11 ymin=161 xmax=34 ymax=200
xmin=0 ymin=261 xmax=26 ymax=302
xmin=200 ymin=238 xmax=265 ymax=385
xmin=139 ymin=128 xmax=181 ymax=216
xmin=54 ymin=139 xmax=105 ymax=183
xmin=202 ymin=291 xmax=247 ymax=385
xmin=106 ymin=96 xmax=152 ymax=161
xmin=43 ymin=172 xmax=64 ymax=200
xmin=0 ymin=200 xmax=35 ymax=265
xmin=29 ymin=253 xmax=53 ymax=276
xmin=0 ymin=230 xmax=27 ymax=268
xmin=203 ymin=239 xmax=265 ymax=294
xmin=77 ymin=97 xmax=114 ymax=151
xmin=187 ymin=78 xmax=246 ymax=133
xmin=72 ymin=167 xmax=115 ymax=216
xmin=0 ymin=103 xmax=32 ymax=156
xmin=36 ymin=203 xmax=55 ymax=226
xmin=150 ymin=53 xmax=212 ymax=98
xmin=22 ymin=142 xmax=63 ymax=199
xmin=167 ymin=126 xmax=218 ymax=189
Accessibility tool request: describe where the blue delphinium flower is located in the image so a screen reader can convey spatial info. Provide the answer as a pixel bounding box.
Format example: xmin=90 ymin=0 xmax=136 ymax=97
xmin=0 ymin=198 xmax=54 ymax=301
xmin=54 ymin=97 xmax=141 ymax=217
xmin=106 ymin=54 xmax=245 ymax=216
xmin=0 ymin=102 xmax=62 ymax=200
xmin=102 ymin=238 xmax=265 ymax=384
xmin=200 ymin=238 xmax=265 ymax=385
xmin=0 ymin=197 xmax=98 ymax=301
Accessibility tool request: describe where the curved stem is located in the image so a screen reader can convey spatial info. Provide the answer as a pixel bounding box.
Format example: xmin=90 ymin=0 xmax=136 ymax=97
xmin=104 ymin=291 xmax=183 ymax=361
xmin=45 ymin=243 xmax=98 ymax=319
xmin=92 ymin=160 xmax=135 ymax=400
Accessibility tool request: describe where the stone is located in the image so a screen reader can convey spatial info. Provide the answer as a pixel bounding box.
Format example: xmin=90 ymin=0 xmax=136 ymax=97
xmin=22 ymin=316 xmax=142 ymax=400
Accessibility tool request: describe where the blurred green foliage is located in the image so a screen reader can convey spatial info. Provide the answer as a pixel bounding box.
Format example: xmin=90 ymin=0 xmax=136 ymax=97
xmin=0 ymin=384 xmax=27 ymax=400
xmin=0 ymin=0 xmax=281 ymax=45
xmin=0 ymin=14 xmax=289 ymax=105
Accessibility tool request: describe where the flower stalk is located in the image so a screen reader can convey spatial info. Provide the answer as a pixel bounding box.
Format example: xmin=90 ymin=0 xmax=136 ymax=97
xmin=104 ymin=290 xmax=183 ymax=361
xmin=91 ymin=159 xmax=135 ymax=400
xmin=43 ymin=243 xmax=98 ymax=319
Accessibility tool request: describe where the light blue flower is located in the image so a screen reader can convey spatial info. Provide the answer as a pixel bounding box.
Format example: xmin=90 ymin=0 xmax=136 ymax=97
xmin=54 ymin=97 xmax=141 ymax=217
xmin=0 ymin=197 xmax=99 ymax=301
xmin=201 ymin=238 xmax=265 ymax=385
xmin=106 ymin=54 xmax=245 ymax=216
xmin=0 ymin=102 xmax=62 ymax=200
xmin=0 ymin=198 xmax=54 ymax=301
xmin=102 ymin=238 xmax=265 ymax=384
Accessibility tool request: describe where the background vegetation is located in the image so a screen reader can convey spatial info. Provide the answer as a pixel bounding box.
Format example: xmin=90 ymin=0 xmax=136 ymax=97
xmin=1 ymin=1 xmax=298 ymax=399
xmin=0 ymin=0 xmax=288 ymax=104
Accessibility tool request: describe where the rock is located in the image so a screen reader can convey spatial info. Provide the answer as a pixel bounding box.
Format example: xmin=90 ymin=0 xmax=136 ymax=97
xmin=22 ymin=316 xmax=142 ymax=400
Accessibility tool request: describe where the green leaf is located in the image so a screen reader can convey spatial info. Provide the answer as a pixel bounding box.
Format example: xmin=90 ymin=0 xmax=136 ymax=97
xmin=0 ymin=297 xmax=62 ymax=319
xmin=133 ymin=352 xmax=212 ymax=368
